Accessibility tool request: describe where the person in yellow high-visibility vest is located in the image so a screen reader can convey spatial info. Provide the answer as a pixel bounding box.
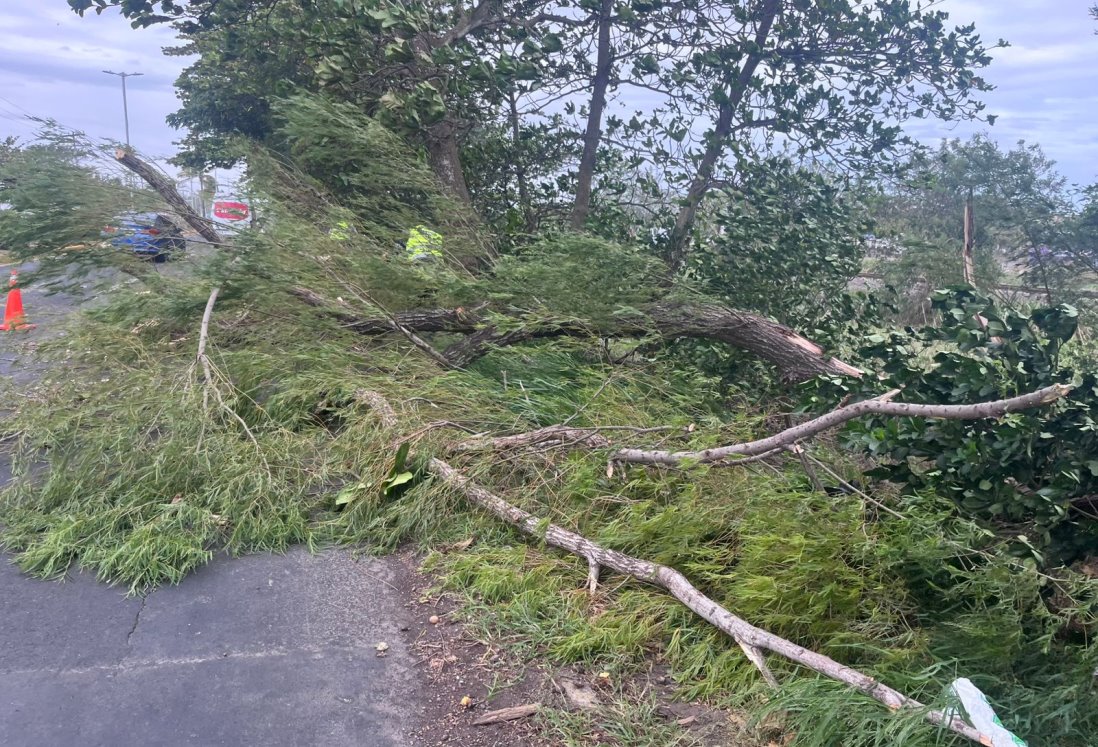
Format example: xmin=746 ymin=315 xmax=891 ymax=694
xmin=405 ymin=225 xmax=443 ymax=261
xmin=329 ymin=220 xmax=354 ymax=241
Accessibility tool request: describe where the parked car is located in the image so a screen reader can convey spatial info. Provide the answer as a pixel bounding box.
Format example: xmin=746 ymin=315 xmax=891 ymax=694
xmin=102 ymin=212 xmax=185 ymax=261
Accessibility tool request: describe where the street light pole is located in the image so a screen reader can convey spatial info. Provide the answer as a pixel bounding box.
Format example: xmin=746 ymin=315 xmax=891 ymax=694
xmin=102 ymin=70 xmax=143 ymax=148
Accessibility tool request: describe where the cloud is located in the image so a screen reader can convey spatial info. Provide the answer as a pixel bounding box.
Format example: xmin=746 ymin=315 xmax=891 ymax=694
xmin=994 ymin=42 xmax=1092 ymax=67
xmin=0 ymin=5 xmax=190 ymax=164
xmin=922 ymin=0 xmax=1098 ymax=185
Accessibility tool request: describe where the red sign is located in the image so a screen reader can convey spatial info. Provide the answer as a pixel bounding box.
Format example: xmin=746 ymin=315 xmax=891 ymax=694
xmin=213 ymin=201 xmax=250 ymax=221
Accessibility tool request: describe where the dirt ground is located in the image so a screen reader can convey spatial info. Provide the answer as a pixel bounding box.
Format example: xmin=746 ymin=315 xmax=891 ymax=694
xmin=395 ymin=552 xmax=755 ymax=747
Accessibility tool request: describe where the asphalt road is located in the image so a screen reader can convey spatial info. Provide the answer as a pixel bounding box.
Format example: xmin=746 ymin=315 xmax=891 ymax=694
xmin=0 ymin=549 xmax=418 ymax=747
xmin=0 ymin=261 xmax=422 ymax=747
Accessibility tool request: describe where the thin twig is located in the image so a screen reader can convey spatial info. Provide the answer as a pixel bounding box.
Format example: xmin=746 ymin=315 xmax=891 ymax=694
xmin=197 ymin=286 xmax=221 ymax=411
xmin=803 ymin=451 xmax=907 ymax=521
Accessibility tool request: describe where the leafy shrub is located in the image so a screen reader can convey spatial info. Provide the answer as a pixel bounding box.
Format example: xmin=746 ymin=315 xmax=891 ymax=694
xmin=806 ymin=288 xmax=1098 ymax=563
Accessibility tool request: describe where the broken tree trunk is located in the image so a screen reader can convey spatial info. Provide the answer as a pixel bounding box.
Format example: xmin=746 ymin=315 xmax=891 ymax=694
xmin=357 ymin=391 xmax=991 ymax=744
xmin=114 ymin=149 xmax=223 ymax=246
xmin=292 ymin=288 xmax=863 ymax=383
xmin=963 ymin=190 xmax=976 ymax=287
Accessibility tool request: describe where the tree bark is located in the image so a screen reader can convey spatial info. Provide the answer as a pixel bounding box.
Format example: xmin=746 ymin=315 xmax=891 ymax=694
xmin=471 ymin=704 xmax=541 ymax=725
xmin=425 ymin=120 xmax=473 ymax=205
xmin=569 ymin=0 xmax=615 ymax=231
xmin=453 ymin=424 xmax=612 ymax=452
xmin=665 ymin=0 xmax=781 ymax=271
xmin=293 ymin=288 xmax=864 ymax=382
xmin=114 ymin=149 xmax=223 ymax=246
xmin=612 ymin=384 xmax=1072 ymax=466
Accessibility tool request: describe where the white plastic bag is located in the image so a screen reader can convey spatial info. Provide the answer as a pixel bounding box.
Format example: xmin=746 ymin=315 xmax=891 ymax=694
xmin=946 ymin=678 xmax=1028 ymax=747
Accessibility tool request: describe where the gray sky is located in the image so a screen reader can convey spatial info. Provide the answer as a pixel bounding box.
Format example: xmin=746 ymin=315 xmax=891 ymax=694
xmin=0 ymin=1 xmax=1096 ymax=186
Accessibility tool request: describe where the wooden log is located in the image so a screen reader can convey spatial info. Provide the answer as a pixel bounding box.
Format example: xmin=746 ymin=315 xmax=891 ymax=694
xmin=471 ymin=703 xmax=541 ymax=726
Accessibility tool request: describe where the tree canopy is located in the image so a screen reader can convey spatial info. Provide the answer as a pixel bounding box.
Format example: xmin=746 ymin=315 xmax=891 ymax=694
xmin=68 ymin=0 xmax=998 ymax=265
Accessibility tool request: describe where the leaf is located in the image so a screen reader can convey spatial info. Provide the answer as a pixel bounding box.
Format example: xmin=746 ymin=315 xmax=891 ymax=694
xmin=392 ymin=441 xmax=410 ymax=474
xmin=383 ymin=471 xmax=415 ymax=495
xmin=334 ymin=481 xmax=370 ymax=507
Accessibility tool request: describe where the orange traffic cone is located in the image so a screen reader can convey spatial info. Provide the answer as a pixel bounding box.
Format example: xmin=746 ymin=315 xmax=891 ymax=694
xmin=1 ymin=270 xmax=31 ymax=331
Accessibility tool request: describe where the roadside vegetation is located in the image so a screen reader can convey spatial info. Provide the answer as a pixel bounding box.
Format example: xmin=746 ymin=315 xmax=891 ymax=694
xmin=2 ymin=1 xmax=1097 ymax=745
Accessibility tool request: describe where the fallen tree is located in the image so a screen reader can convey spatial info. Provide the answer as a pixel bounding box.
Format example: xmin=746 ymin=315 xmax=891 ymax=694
xmin=291 ymin=287 xmax=864 ymax=382
xmin=114 ymin=149 xmax=861 ymax=386
xmin=361 ymin=390 xmax=996 ymax=745
xmin=114 ymin=148 xmax=223 ymax=246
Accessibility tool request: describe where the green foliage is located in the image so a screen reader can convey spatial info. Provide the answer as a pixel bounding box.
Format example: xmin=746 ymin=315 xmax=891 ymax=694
xmin=691 ymin=159 xmax=868 ymax=328
xmin=489 ymin=235 xmax=667 ymax=326
xmin=805 ymin=288 xmax=1098 ymax=563
xmin=869 ymin=136 xmax=1080 ymax=312
xmin=0 ymin=130 xmax=154 ymax=280
xmin=70 ymin=0 xmax=999 ymax=257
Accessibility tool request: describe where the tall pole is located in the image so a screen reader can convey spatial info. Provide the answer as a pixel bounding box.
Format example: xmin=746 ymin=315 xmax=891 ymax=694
xmin=102 ymin=70 xmax=143 ymax=148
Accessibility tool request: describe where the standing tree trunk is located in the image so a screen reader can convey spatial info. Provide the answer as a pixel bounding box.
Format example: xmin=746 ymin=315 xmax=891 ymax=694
xmin=509 ymin=89 xmax=535 ymax=231
xmin=569 ymin=0 xmax=615 ymax=231
xmin=962 ymin=189 xmax=975 ymax=286
xmin=426 ymin=120 xmax=473 ymax=205
xmin=666 ymin=0 xmax=781 ymax=271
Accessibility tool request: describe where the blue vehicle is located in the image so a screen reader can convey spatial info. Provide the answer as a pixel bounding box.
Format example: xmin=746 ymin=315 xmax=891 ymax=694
xmin=102 ymin=212 xmax=185 ymax=262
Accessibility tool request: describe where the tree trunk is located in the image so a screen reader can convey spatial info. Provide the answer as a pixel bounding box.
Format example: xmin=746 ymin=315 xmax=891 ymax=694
xmin=962 ymin=190 xmax=975 ymax=285
xmin=569 ymin=0 xmax=614 ymax=231
xmin=508 ymin=89 xmax=535 ymax=232
xmin=426 ymin=120 xmax=473 ymax=205
xmin=293 ymin=288 xmax=863 ymax=382
xmin=114 ymin=149 xmax=223 ymax=246
xmin=665 ymin=0 xmax=781 ymax=271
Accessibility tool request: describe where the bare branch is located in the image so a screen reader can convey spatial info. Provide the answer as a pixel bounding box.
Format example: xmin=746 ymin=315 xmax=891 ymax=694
xmin=196 ymin=286 xmax=221 ymax=409
xmin=424 ymin=455 xmax=991 ymax=744
xmin=613 ymin=384 xmax=1072 ymax=467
